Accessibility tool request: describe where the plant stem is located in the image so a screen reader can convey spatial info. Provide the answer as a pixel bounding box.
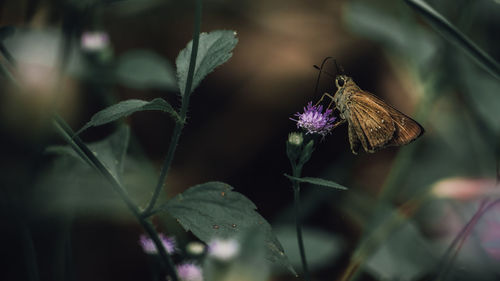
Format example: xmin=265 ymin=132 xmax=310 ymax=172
xmin=404 ymin=0 xmax=500 ymax=80
xmin=21 ymin=222 xmax=40 ymax=281
xmin=292 ymin=165 xmax=311 ymax=281
xmin=143 ymin=0 xmax=202 ymax=216
xmin=435 ymin=198 xmax=500 ymax=281
xmin=52 ymin=116 xmax=179 ymax=281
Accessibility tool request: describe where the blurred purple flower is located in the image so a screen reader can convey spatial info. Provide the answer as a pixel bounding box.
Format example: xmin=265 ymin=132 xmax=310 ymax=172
xmin=81 ymin=31 xmax=110 ymax=51
xmin=176 ymin=263 xmax=203 ymax=281
xmin=291 ymin=102 xmax=336 ymax=136
xmin=138 ymin=233 xmax=175 ymax=254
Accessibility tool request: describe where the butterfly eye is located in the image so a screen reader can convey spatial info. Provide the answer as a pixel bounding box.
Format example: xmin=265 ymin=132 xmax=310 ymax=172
xmin=337 ymin=77 xmax=345 ymax=87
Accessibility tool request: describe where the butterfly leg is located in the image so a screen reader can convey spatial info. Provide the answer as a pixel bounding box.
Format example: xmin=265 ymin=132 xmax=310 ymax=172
xmin=315 ymin=92 xmax=336 ymax=110
xmin=331 ymin=118 xmax=346 ymax=130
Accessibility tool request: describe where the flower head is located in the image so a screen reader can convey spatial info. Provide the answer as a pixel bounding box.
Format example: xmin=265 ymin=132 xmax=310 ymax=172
xmin=292 ymin=102 xmax=336 ymax=136
xmin=287 ymin=132 xmax=304 ymax=146
xmin=207 ymin=238 xmax=240 ymax=261
xmin=176 ymin=263 xmax=203 ymax=281
xmin=81 ymin=31 xmax=110 ymax=51
xmin=138 ymin=233 xmax=176 ymax=254
xmin=186 ymin=241 xmax=206 ymax=256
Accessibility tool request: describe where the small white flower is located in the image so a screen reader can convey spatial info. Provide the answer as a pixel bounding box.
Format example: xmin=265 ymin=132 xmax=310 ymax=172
xmin=186 ymin=241 xmax=206 ymax=255
xmin=81 ymin=31 xmax=110 ymax=51
xmin=208 ymin=238 xmax=240 ymax=261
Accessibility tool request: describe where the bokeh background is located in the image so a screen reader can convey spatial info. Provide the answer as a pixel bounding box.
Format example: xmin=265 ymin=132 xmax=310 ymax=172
xmin=1 ymin=0 xmax=500 ymax=280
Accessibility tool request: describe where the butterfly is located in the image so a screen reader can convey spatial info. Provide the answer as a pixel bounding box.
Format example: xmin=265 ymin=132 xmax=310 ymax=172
xmin=319 ymin=74 xmax=424 ymax=154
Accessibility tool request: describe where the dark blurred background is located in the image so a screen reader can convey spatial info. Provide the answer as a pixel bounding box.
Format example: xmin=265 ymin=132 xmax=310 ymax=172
xmin=1 ymin=0 xmax=500 ymax=280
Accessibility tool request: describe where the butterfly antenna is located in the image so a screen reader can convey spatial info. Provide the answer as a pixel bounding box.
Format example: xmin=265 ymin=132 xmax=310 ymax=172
xmin=313 ymin=57 xmax=334 ymax=95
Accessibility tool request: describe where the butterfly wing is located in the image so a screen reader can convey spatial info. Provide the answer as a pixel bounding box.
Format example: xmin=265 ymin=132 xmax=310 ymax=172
xmin=346 ymin=91 xmax=396 ymax=153
xmin=349 ymin=90 xmax=423 ymax=150
xmin=347 ymin=121 xmax=361 ymax=154
xmin=385 ymin=106 xmax=424 ymax=146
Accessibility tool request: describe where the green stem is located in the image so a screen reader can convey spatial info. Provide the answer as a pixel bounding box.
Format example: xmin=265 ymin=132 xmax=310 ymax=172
xmin=292 ymin=165 xmax=311 ymax=281
xmin=52 ymin=116 xmax=179 ymax=281
xmin=21 ymin=222 xmax=40 ymax=281
xmin=143 ymin=0 xmax=202 ymax=216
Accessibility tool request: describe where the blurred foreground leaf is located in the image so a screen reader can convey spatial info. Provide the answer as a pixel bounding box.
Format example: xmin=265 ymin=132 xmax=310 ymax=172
xmin=38 ymin=126 xmax=141 ymax=217
xmin=157 ymin=182 xmax=295 ymax=274
xmin=176 ymin=30 xmax=238 ymax=96
xmin=365 ymin=221 xmax=435 ymax=281
xmin=48 ymin=126 xmax=129 ymax=182
xmin=344 ymin=0 xmax=437 ymax=67
xmin=115 ymin=49 xmax=177 ymax=90
xmin=274 ymin=225 xmax=343 ymax=272
xmin=77 ymin=98 xmax=179 ymax=134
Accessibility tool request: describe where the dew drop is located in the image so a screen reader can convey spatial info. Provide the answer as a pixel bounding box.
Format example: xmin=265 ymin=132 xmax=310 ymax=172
xmin=231 ymin=224 xmax=237 ymax=228
xmin=213 ymin=225 xmax=220 ymax=229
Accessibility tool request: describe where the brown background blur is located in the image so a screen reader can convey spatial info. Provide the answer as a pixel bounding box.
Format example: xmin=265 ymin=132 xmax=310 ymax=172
xmin=0 ymin=1 xmax=433 ymax=281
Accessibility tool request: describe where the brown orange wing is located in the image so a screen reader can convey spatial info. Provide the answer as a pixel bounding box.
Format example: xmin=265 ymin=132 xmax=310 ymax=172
xmin=346 ymin=91 xmax=396 ymax=153
xmin=350 ymin=90 xmax=423 ymax=148
xmin=385 ymin=106 xmax=424 ymax=146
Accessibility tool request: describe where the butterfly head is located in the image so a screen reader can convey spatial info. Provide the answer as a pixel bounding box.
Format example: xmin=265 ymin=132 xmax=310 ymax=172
xmin=335 ymin=75 xmax=350 ymax=89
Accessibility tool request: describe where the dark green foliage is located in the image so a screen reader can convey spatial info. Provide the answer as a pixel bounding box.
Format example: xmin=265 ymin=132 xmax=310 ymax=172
xmin=157 ymin=182 xmax=295 ymax=274
xmin=176 ymin=30 xmax=238 ymax=96
xmin=76 ymin=98 xmax=180 ymax=134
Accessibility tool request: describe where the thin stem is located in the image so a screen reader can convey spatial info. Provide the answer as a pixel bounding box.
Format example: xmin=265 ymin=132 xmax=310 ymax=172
xmin=52 ymin=116 xmax=179 ymax=281
xmin=435 ymin=198 xmax=500 ymax=281
xmin=143 ymin=0 xmax=202 ymax=215
xmin=404 ymin=0 xmax=500 ymax=80
xmin=292 ymin=165 xmax=311 ymax=281
xmin=21 ymin=222 xmax=40 ymax=281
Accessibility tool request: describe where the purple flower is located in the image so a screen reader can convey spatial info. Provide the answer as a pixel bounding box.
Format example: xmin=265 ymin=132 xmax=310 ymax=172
xmin=176 ymin=263 xmax=203 ymax=281
xmin=291 ymin=102 xmax=336 ymax=136
xmin=81 ymin=31 xmax=110 ymax=51
xmin=138 ymin=233 xmax=175 ymax=254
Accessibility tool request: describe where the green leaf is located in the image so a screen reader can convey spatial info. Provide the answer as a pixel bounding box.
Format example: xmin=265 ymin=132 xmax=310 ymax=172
xmin=77 ymin=98 xmax=179 ymax=134
xmin=47 ymin=126 xmax=130 ymax=183
xmin=176 ymin=30 xmax=238 ymax=96
xmin=404 ymin=0 xmax=500 ymax=80
xmin=284 ymin=174 xmax=348 ymax=191
xmin=37 ymin=126 xmax=135 ymax=218
xmin=158 ymin=182 xmax=295 ymax=274
xmin=115 ymin=49 xmax=177 ymax=90
xmin=274 ymin=226 xmax=343 ymax=272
